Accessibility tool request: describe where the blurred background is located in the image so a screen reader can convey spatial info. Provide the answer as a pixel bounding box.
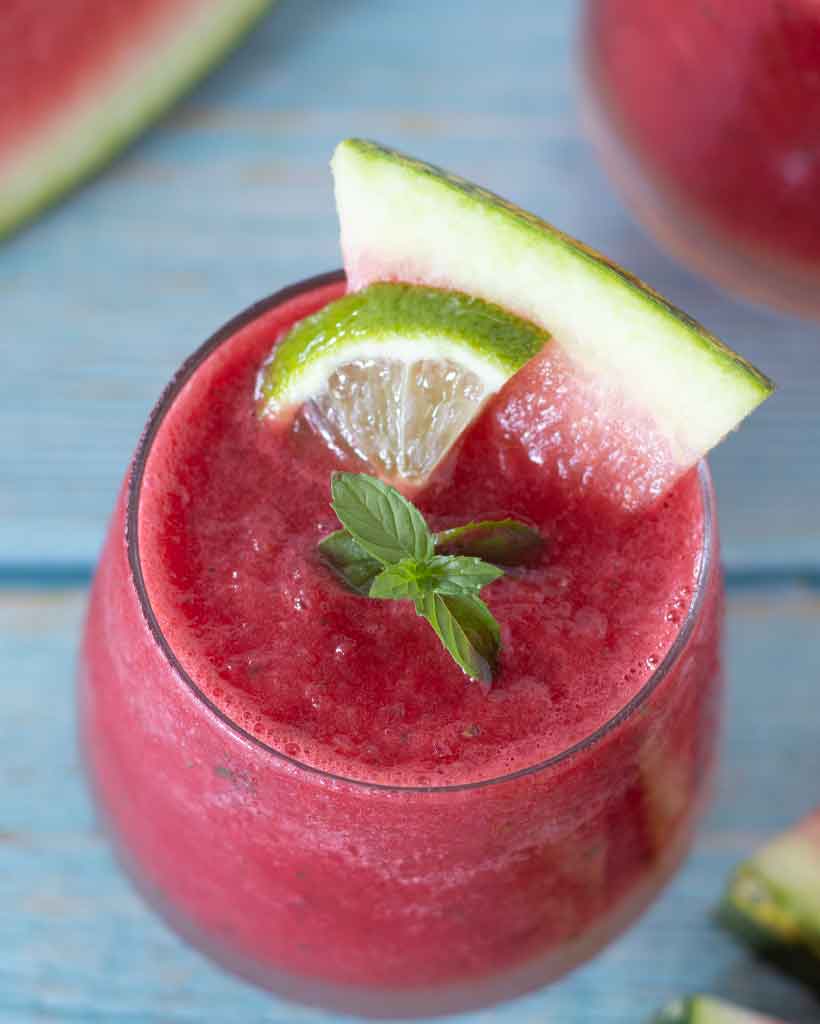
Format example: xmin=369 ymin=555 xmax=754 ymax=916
xmin=1 ymin=1 xmax=818 ymax=1021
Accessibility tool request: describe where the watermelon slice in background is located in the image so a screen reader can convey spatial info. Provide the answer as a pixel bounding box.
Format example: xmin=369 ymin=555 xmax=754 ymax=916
xmin=653 ymin=995 xmax=784 ymax=1024
xmin=720 ymin=807 xmax=820 ymax=993
xmin=0 ymin=0 xmax=272 ymax=239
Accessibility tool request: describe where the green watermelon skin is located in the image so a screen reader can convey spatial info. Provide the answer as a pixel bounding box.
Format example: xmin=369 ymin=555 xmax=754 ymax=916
xmin=653 ymin=995 xmax=784 ymax=1024
xmin=0 ymin=0 xmax=271 ymax=238
xmin=720 ymin=808 xmax=820 ymax=993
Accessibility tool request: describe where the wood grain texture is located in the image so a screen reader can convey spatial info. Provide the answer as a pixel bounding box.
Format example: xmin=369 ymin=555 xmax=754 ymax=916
xmin=1 ymin=587 xmax=818 ymax=1023
xmin=0 ymin=0 xmax=818 ymax=573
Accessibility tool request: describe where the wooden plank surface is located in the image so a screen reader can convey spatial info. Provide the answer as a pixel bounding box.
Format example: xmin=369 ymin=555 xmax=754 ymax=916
xmin=1 ymin=0 xmax=819 ymax=574
xmin=1 ymin=586 xmax=818 ymax=1023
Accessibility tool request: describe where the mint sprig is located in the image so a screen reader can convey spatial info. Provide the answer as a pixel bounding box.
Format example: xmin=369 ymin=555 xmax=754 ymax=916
xmin=369 ymin=555 xmax=503 ymax=602
xmin=319 ymin=472 xmax=540 ymax=685
xmin=417 ymin=591 xmax=501 ymax=684
xmin=317 ymin=529 xmax=382 ymax=596
xmin=330 ymin=471 xmax=433 ymax=564
xmin=434 ymin=518 xmax=543 ymax=565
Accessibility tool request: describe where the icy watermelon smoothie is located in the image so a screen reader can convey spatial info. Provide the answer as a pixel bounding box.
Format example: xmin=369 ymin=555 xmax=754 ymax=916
xmin=80 ymin=271 xmax=724 ymax=1016
xmin=581 ymin=0 xmax=820 ymax=316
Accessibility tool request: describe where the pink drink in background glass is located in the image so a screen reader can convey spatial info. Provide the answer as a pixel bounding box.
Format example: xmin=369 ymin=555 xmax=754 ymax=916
xmin=79 ymin=271 xmax=723 ymax=1017
xmin=581 ymin=0 xmax=820 ymax=318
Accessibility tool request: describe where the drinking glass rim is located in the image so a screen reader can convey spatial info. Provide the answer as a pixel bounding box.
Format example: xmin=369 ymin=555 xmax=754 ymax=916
xmin=127 ymin=269 xmax=716 ymax=795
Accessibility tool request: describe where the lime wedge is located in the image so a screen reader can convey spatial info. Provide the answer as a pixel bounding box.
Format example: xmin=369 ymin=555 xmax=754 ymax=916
xmin=258 ymin=282 xmax=547 ymax=485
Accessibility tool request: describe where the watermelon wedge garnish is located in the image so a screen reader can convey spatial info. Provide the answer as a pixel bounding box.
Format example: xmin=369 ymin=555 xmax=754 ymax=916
xmin=720 ymin=807 xmax=820 ymax=992
xmin=332 ymin=139 xmax=773 ymax=511
xmin=0 ymin=0 xmax=271 ymax=238
xmin=654 ymin=995 xmax=784 ymax=1024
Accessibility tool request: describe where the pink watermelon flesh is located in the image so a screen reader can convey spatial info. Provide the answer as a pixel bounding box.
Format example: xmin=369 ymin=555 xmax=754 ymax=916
xmin=468 ymin=342 xmax=678 ymax=515
xmin=0 ymin=1 xmax=190 ymax=155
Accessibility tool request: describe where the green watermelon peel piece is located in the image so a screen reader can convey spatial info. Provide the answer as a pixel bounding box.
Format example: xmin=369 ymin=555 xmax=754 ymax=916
xmin=653 ymin=995 xmax=785 ymax=1024
xmin=719 ymin=808 xmax=820 ymax=993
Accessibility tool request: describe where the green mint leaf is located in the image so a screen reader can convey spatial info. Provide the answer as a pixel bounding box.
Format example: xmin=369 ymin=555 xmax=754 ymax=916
xmin=434 ymin=518 xmax=543 ymax=566
xmin=416 ymin=591 xmax=501 ymax=685
xmin=330 ymin=471 xmax=434 ymax=565
xmin=371 ymin=556 xmax=503 ymax=600
xmin=369 ymin=560 xmax=427 ymax=601
xmin=426 ymin=555 xmax=504 ymax=596
xmin=318 ymin=529 xmax=382 ymax=596
xmin=319 ymin=472 xmax=507 ymax=684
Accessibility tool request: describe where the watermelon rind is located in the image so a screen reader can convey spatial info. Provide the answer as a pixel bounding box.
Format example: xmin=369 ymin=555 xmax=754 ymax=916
xmin=719 ymin=810 xmax=820 ymax=992
xmin=0 ymin=0 xmax=272 ymax=239
xmin=332 ymin=138 xmax=772 ymax=473
xmin=653 ymin=995 xmax=783 ymax=1024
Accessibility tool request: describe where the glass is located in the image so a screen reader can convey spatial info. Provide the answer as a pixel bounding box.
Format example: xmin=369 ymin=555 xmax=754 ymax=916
xmin=79 ymin=271 xmax=724 ymax=1018
xmin=580 ymin=0 xmax=820 ymax=319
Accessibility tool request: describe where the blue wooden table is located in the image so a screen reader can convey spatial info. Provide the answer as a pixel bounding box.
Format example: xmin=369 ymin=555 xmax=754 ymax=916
xmin=1 ymin=2 xmax=819 ymax=1021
